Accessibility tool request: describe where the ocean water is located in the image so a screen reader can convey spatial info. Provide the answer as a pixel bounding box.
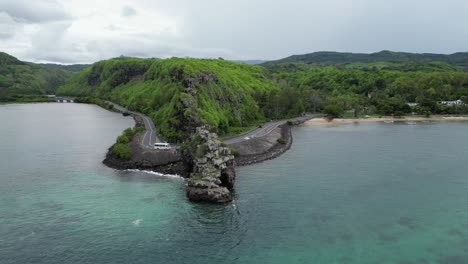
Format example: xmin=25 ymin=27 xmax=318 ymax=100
xmin=2 ymin=104 xmax=468 ymax=264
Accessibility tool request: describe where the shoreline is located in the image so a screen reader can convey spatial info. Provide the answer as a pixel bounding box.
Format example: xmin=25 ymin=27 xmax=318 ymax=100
xmin=102 ymin=114 xmax=187 ymax=176
xmin=307 ymin=115 xmax=468 ymax=124
xmin=234 ymin=124 xmax=294 ymax=166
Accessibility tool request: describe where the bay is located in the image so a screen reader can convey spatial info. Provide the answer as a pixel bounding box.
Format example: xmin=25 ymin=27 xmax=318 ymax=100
xmin=1 ymin=104 xmax=468 ymax=263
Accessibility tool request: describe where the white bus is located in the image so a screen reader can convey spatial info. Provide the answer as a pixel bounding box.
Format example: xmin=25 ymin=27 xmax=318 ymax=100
xmin=154 ymin=142 xmax=171 ymax=150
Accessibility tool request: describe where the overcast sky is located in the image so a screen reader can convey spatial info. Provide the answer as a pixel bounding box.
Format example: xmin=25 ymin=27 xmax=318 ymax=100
xmin=1 ymin=0 xmax=467 ymax=64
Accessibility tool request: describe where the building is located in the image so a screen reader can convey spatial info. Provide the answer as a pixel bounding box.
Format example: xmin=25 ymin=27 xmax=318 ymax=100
xmin=438 ymin=100 xmax=464 ymax=106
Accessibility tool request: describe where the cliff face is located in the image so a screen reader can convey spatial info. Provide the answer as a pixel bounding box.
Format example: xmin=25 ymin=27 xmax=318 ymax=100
xmin=58 ymin=57 xmax=279 ymax=142
xmin=185 ymin=126 xmax=236 ymax=203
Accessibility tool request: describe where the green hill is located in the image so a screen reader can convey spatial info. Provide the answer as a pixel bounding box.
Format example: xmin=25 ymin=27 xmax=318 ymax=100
xmin=264 ymin=51 xmax=468 ymax=70
xmin=0 ymin=52 xmax=73 ymax=101
xmin=39 ymin=63 xmax=91 ymax=72
xmin=58 ymin=57 xmax=281 ymax=141
xmin=57 ymin=54 xmax=468 ymax=142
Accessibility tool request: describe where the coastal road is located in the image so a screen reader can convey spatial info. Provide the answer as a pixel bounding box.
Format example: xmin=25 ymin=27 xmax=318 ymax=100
xmin=106 ymin=100 xmax=319 ymax=147
xmin=105 ymin=101 xmax=161 ymax=149
xmin=224 ymin=114 xmax=320 ymax=145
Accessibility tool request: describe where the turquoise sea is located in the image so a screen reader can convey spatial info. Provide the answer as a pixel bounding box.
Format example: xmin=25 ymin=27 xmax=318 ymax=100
xmin=2 ymin=103 xmax=468 ymax=264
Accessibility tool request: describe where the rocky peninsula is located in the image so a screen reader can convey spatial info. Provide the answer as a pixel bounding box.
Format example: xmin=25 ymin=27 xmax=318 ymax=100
xmin=102 ymin=112 xmax=304 ymax=203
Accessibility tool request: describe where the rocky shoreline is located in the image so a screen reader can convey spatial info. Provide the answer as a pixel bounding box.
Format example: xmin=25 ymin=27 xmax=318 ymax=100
xmin=102 ymin=114 xmax=188 ymax=176
xmin=102 ymin=145 xmax=187 ymax=176
xmin=102 ymin=112 xmax=306 ymax=203
xmin=234 ymin=124 xmax=294 ymax=166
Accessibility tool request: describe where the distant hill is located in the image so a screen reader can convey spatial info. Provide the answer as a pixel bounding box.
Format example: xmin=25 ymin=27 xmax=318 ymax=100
xmin=0 ymin=52 xmax=73 ymax=101
xmin=234 ymin=60 xmax=267 ymax=65
xmin=0 ymin=52 xmax=25 ymax=66
xmin=38 ymin=63 xmax=91 ymax=72
xmin=263 ymin=51 xmax=468 ymax=70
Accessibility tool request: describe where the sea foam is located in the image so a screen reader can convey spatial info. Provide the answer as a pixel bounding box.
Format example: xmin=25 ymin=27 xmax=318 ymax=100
xmin=125 ymin=169 xmax=184 ymax=179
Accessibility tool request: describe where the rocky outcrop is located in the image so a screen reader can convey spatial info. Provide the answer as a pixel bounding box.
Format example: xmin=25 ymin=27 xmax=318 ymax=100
xmin=185 ymin=126 xmax=236 ymax=203
xmin=102 ymin=144 xmax=187 ymax=176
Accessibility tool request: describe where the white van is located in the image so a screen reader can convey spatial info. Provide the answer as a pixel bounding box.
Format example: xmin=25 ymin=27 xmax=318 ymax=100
xmin=154 ymin=142 xmax=171 ymax=150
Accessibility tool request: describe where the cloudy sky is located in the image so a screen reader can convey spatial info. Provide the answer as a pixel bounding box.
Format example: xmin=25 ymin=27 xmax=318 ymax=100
xmin=1 ymin=0 xmax=467 ymax=64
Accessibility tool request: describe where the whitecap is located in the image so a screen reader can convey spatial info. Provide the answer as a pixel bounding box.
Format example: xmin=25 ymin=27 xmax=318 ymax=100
xmin=132 ymin=219 xmax=142 ymax=226
xmin=125 ymin=169 xmax=184 ymax=179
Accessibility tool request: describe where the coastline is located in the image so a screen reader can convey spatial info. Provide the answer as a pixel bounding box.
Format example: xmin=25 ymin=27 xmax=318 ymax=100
xmin=307 ymin=115 xmax=468 ymax=124
xmin=103 ymin=113 xmax=301 ymax=174
xmin=234 ymin=124 xmax=294 ymax=166
xmin=102 ymin=114 xmax=187 ymax=176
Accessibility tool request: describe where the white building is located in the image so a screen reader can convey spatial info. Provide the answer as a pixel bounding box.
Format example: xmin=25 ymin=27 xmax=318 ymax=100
xmin=438 ymin=100 xmax=464 ymax=106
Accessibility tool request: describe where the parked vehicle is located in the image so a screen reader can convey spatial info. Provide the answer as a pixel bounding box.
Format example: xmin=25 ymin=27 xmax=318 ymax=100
xmin=154 ymin=142 xmax=171 ymax=150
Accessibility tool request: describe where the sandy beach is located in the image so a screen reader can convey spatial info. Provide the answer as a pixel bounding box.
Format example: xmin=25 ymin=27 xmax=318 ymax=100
xmin=306 ymin=116 xmax=468 ymax=124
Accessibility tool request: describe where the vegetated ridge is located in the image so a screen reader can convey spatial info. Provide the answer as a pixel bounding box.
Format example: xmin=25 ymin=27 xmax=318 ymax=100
xmin=58 ymin=57 xmax=295 ymax=142
xmin=263 ymin=50 xmax=468 ymax=70
xmin=58 ymin=50 xmax=468 ymax=141
xmin=0 ymin=52 xmax=73 ymax=101
xmin=262 ymin=51 xmax=468 ymax=118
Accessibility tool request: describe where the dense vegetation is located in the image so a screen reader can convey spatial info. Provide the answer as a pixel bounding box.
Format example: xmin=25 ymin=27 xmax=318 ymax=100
xmin=74 ymin=97 xmax=115 ymax=111
xmin=57 ymin=52 xmax=468 ymax=141
xmin=266 ymin=62 xmax=468 ymax=117
xmin=113 ymin=127 xmax=145 ymax=160
xmin=0 ymin=52 xmax=73 ymax=101
xmin=59 ymin=57 xmax=281 ymax=141
xmin=263 ymin=50 xmax=468 ymax=70
xmin=0 ymin=94 xmax=53 ymax=103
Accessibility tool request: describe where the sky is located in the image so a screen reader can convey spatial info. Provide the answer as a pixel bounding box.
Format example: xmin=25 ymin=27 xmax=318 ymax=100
xmin=1 ymin=0 xmax=468 ymax=64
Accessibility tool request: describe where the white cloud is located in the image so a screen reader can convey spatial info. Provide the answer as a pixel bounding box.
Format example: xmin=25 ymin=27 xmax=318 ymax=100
xmin=0 ymin=0 xmax=70 ymax=23
xmin=1 ymin=0 xmax=468 ymax=64
xmin=0 ymin=12 xmax=19 ymax=39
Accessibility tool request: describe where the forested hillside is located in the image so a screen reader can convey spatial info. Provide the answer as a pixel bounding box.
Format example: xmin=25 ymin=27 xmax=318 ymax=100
xmin=264 ymin=51 xmax=468 ymax=70
xmin=267 ymin=63 xmax=468 ymax=117
xmin=58 ymin=58 xmax=282 ymax=141
xmin=0 ymin=52 xmax=72 ymax=101
xmin=56 ymin=51 xmax=468 ymax=141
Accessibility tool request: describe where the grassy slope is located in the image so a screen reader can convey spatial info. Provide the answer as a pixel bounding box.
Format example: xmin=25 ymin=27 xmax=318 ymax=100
xmin=0 ymin=52 xmax=72 ymax=100
xmin=58 ymin=57 xmax=279 ymax=141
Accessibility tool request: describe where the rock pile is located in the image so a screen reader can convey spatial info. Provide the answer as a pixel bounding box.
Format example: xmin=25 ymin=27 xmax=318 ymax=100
xmin=186 ymin=126 xmax=236 ymax=203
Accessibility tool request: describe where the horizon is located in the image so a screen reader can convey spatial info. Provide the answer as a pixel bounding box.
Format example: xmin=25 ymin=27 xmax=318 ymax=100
xmin=4 ymin=49 xmax=468 ymax=66
xmin=1 ymin=0 xmax=468 ymax=64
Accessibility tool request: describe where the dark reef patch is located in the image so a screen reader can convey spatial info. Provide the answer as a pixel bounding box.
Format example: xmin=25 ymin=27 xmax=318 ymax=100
xmin=438 ymin=255 xmax=468 ymax=264
xmin=56 ymin=215 xmax=81 ymax=224
xmin=338 ymin=232 xmax=354 ymax=241
xmin=377 ymin=232 xmax=398 ymax=243
xmin=397 ymin=217 xmax=418 ymax=230
xmin=448 ymin=228 xmax=463 ymax=237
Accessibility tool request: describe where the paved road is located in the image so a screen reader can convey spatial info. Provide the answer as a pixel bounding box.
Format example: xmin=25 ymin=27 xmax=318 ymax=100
xmin=105 ymin=101 xmax=161 ymax=149
xmin=106 ymin=100 xmax=319 ymax=147
xmin=224 ymin=114 xmax=320 ymax=145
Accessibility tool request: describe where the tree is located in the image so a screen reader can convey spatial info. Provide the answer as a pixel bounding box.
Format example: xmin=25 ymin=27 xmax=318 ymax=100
xmin=416 ymin=96 xmax=439 ymax=113
xmin=323 ymin=104 xmax=343 ymax=119
xmin=307 ymin=89 xmax=322 ymax=113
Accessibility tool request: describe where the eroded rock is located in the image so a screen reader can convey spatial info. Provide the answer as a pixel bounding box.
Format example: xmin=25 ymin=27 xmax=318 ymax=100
xmin=185 ymin=126 xmax=236 ymax=203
